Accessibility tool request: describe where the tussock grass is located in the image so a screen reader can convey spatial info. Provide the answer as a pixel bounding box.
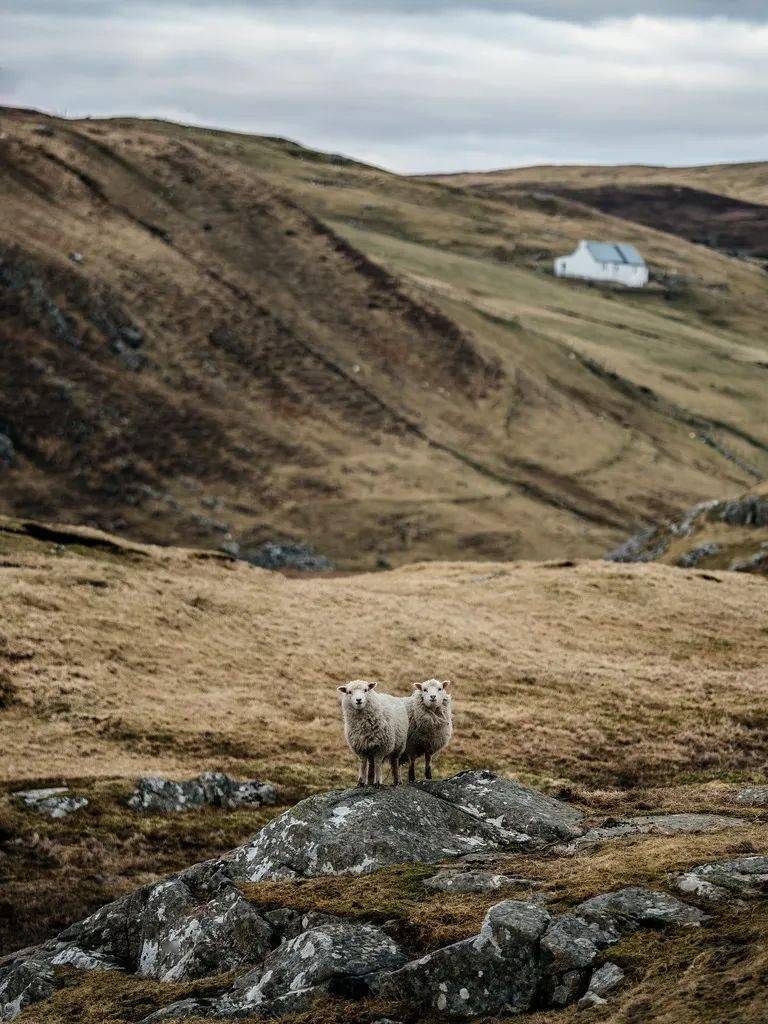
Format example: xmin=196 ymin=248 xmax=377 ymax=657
xmin=504 ymin=824 xmax=768 ymax=907
xmin=527 ymin=903 xmax=768 ymax=1024
xmin=13 ymin=967 xmax=236 ymax=1024
xmin=242 ymin=823 xmax=768 ymax=952
xmin=244 ymin=864 xmax=520 ymax=950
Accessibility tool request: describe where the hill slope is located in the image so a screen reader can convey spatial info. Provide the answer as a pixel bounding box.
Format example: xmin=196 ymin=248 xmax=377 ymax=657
xmin=430 ymin=162 xmax=768 ymax=266
xmin=2 ymin=109 xmax=768 ymax=566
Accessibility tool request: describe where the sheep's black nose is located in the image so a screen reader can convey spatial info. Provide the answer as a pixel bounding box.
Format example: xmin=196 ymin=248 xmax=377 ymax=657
xmin=355 ymin=698 xmax=363 ymax=705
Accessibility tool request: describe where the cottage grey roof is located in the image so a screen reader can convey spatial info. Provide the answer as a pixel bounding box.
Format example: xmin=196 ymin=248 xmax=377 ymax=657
xmin=585 ymin=241 xmax=646 ymax=267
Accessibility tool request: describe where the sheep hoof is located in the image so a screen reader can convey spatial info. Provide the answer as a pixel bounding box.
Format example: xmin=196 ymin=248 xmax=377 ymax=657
xmin=356 ymin=781 xmax=366 ymax=788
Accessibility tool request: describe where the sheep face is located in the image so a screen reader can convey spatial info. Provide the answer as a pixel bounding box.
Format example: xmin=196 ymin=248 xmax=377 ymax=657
xmin=337 ymin=679 xmax=377 ymax=711
xmin=414 ymin=678 xmax=451 ymax=710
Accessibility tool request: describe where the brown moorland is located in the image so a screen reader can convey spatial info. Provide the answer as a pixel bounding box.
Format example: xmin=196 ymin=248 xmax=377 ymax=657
xmin=3 ymin=108 xmax=768 ymax=569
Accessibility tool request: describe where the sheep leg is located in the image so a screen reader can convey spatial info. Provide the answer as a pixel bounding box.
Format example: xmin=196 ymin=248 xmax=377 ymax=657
xmin=424 ymin=752 xmax=433 ymax=780
xmin=366 ymin=755 xmax=376 ymax=787
xmin=408 ymin=757 xmax=416 ymax=784
xmin=390 ymin=754 xmax=400 ymax=786
xmin=374 ymin=759 xmax=383 ymax=787
xmin=357 ymin=757 xmax=367 ymax=787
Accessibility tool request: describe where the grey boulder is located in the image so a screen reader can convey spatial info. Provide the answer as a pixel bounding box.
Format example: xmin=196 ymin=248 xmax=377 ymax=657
xmin=243 ymin=541 xmax=334 ymax=573
xmin=13 ymin=787 xmax=88 ymax=819
xmin=540 ymin=913 xmax=604 ymax=1006
xmin=229 ymin=787 xmax=503 ymax=882
xmin=219 ymin=921 xmax=406 ymax=1016
xmin=0 ymin=946 xmax=120 ymax=1022
xmin=736 ymin=785 xmax=768 ymax=807
xmin=578 ymin=961 xmax=625 ymax=1009
xmin=228 ymin=771 xmax=583 ymax=882
xmin=574 ymin=887 xmax=707 ymax=932
xmin=423 ymin=769 xmax=585 ymax=844
xmin=674 ymin=856 xmax=768 ymax=901
xmin=0 ymin=955 xmax=56 ymax=1022
xmin=136 ymin=878 xmax=273 ymax=982
xmin=374 ymin=900 xmax=550 ymax=1018
xmin=128 ymin=773 xmax=277 ymax=813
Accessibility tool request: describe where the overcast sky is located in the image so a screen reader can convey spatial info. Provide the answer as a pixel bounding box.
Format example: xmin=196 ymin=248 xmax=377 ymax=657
xmin=2 ymin=1 xmax=767 ymax=173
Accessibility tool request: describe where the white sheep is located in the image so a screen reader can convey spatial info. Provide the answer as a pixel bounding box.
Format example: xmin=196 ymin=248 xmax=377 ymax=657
xmin=405 ymin=679 xmax=453 ymax=782
xmin=337 ymin=680 xmax=409 ymax=787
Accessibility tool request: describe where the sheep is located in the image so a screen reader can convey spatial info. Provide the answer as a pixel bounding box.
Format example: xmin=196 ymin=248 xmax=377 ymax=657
xmin=337 ymin=680 xmax=409 ymax=787
xmin=404 ymin=679 xmax=453 ymax=782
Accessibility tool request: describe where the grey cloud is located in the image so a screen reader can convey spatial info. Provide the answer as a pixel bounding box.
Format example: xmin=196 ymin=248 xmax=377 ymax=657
xmin=7 ymin=0 xmax=768 ymax=21
xmin=2 ymin=1 xmax=767 ymax=173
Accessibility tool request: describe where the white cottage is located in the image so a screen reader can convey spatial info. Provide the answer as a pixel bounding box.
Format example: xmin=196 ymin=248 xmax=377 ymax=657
xmin=554 ymin=240 xmax=649 ymax=288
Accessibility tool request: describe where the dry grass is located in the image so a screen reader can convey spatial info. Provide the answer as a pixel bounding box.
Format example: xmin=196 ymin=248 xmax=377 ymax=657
xmin=9 ymin=968 xmax=237 ymax=1024
xmin=2 ymin=520 xmax=767 ymax=791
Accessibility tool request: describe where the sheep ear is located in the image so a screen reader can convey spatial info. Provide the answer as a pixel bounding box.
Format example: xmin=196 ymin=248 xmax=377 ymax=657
xmin=337 ymin=685 xmax=349 ymax=694
xmin=413 ymin=681 xmax=422 ymax=690
xmin=442 ymin=680 xmax=451 ymax=691
xmin=366 ymin=681 xmax=377 ymax=691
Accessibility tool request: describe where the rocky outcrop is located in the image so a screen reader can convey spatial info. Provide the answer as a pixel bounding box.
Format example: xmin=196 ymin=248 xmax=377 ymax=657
xmin=562 ymin=812 xmax=748 ymax=852
xmin=127 ymin=773 xmax=277 ymax=813
xmin=227 ymin=770 xmax=584 ymax=882
xmin=674 ymin=856 xmax=768 ymax=901
xmin=243 ymin=541 xmax=334 ymax=573
xmin=605 ymin=486 xmax=768 ymax=574
xmin=735 ymin=785 xmax=768 ymax=807
xmin=135 ymin=878 xmax=273 ymax=982
xmin=573 ymin=887 xmax=705 ymax=931
xmin=0 ymin=771 xmax=583 ymax=1019
xmin=0 ymin=773 xmax=717 ymax=1022
xmin=12 ymin=787 xmax=88 ymax=818
xmin=374 ymin=900 xmax=549 ymax=1017
xmin=373 ymin=888 xmax=703 ymax=1019
xmin=221 ymin=922 xmax=406 ymax=1016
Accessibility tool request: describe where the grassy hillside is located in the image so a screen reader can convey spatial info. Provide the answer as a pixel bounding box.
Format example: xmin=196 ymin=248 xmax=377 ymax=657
xmin=430 ymin=162 xmax=768 ymax=265
xmin=2 ymin=108 xmax=768 ymax=569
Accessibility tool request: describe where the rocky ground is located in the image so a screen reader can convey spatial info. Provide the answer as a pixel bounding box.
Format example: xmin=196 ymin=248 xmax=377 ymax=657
xmin=608 ymin=482 xmax=768 ymax=574
xmin=1 ymin=519 xmax=767 ymax=1022
xmin=2 ymin=771 xmax=767 ymax=1023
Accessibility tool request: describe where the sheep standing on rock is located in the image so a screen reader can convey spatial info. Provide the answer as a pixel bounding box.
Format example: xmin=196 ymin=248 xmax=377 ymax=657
xmin=337 ymin=680 xmax=409 ymax=787
xmin=405 ymin=679 xmax=453 ymax=782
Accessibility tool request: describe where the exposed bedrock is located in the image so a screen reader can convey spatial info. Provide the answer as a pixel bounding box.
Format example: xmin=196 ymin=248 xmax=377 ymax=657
xmin=2 ymin=771 xmax=747 ymax=1022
